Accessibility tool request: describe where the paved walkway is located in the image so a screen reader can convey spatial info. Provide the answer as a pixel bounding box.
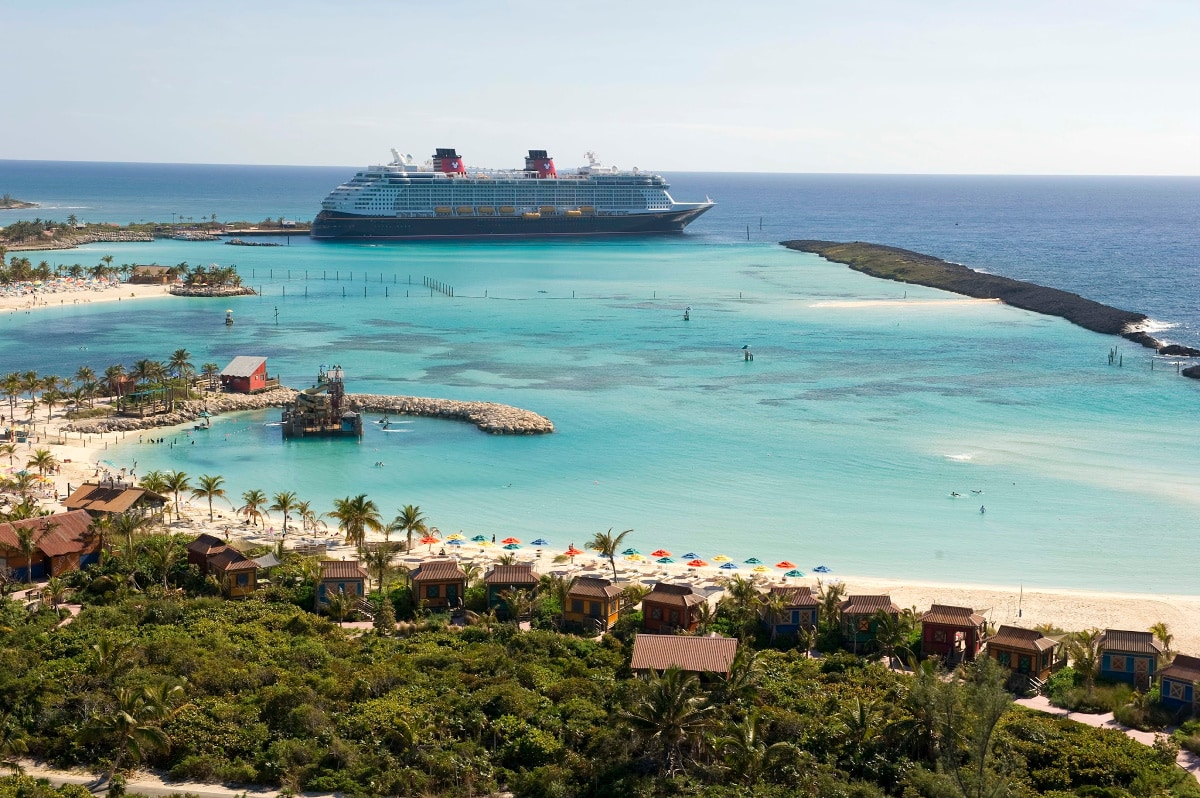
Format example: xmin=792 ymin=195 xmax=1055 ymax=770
xmin=1016 ymin=695 xmax=1200 ymax=783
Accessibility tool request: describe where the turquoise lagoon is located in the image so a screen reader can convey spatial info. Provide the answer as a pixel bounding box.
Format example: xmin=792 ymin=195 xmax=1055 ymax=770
xmin=6 ymin=235 xmax=1199 ymax=592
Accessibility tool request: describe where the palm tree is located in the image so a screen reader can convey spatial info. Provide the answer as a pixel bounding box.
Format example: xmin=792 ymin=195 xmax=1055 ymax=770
xmin=112 ymin=513 xmax=149 ymax=555
xmin=330 ymin=494 xmax=383 ymax=548
xmin=162 ymin=470 xmax=190 ymax=517
xmin=0 ymin=443 xmax=15 ymax=467
xmin=874 ymin=609 xmax=913 ymax=669
xmin=74 ymin=365 xmax=96 ymax=390
xmin=362 ymin=542 xmax=400 ymax=590
xmin=20 ymin=371 xmax=39 ymax=403
xmin=139 ymin=536 xmax=180 ymax=590
xmin=712 ymin=711 xmax=796 ymax=785
xmin=621 ymin=666 xmax=714 ymax=776
xmin=14 ymin=521 xmax=51 ymax=581
xmin=138 ymin=470 xmax=169 ymax=496
xmin=189 ymin=474 xmax=227 ymax=522
xmin=324 ymin=589 xmax=352 ymax=626
xmin=26 ymin=448 xmax=59 ymax=477
xmin=1150 ymin=621 xmax=1173 ymax=654
xmin=1067 ymin=628 xmax=1103 ymax=694
xmin=760 ymin=590 xmax=789 ymax=642
xmin=543 ymin=573 xmax=576 ymax=629
xmin=238 ymin=489 xmax=268 ymax=527
xmin=42 ymin=576 xmax=69 ymax=611
xmin=817 ymin=579 xmax=846 ymax=636
xmin=269 ymin=491 xmax=299 ymax=534
xmin=39 ymin=389 xmax=61 ymax=420
xmin=2 ymin=372 xmax=22 ymax=425
xmin=80 ymin=682 xmax=182 ymax=785
xmin=587 ymin=527 xmax=633 ymax=582
xmin=388 ymin=504 xmax=426 ymax=550
xmin=201 ymin=363 xmax=220 ymax=393
xmin=168 ymin=349 xmax=193 ymax=399
xmin=103 ymin=364 xmax=127 ymax=405
xmin=295 ymin=500 xmax=325 ymax=533
xmin=0 ymin=717 xmax=27 ymax=775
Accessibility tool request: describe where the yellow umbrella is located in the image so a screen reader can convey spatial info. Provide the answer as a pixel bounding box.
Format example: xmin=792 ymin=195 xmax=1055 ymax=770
xmin=478 ymin=540 xmax=493 ymax=547
xmin=626 ymin=553 xmax=645 ymax=561
xmin=711 ymin=554 xmax=730 ymax=563
xmin=753 ymin=565 xmax=769 ymax=573
xmin=446 ymin=533 xmax=465 ymax=541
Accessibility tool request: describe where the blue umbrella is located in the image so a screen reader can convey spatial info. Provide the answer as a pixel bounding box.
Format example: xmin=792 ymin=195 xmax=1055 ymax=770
xmin=531 ymin=538 xmax=550 ymax=546
xmin=447 ymin=539 xmax=464 ymax=546
xmin=656 ymin=556 xmax=675 ymax=564
xmin=720 ymin=562 xmax=738 ymax=570
xmin=503 ymin=543 xmax=521 ymax=550
xmin=682 ymin=552 xmax=699 ymax=560
xmin=813 ymin=565 xmax=831 ymax=573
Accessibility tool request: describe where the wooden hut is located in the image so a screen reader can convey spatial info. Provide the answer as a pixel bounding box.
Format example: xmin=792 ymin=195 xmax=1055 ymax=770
xmin=631 ymin=633 xmax=739 ymax=678
xmin=839 ymin=594 xmax=900 ymax=652
xmin=1098 ymin=629 xmax=1163 ymax=689
xmin=641 ymin=582 xmax=707 ymax=633
xmin=760 ymin=586 xmax=820 ymax=637
xmin=219 ymin=356 xmax=271 ymax=394
xmin=64 ymin=482 xmax=166 ymax=520
xmin=919 ymin=604 xmax=987 ymax=663
xmin=564 ymin=576 xmax=622 ymax=631
xmin=0 ymin=511 xmax=98 ymax=580
xmin=483 ymin=563 xmax=539 ymax=612
xmin=986 ymin=625 xmax=1062 ymax=683
xmin=186 ymin=533 xmax=227 ymax=570
xmin=410 ymin=559 xmax=467 ymax=610
xmin=129 ymin=265 xmax=173 ymax=284
xmin=316 ymin=560 xmax=368 ymax=607
xmin=186 ymin=534 xmax=258 ymax=597
xmin=1158 ymin=654 xmax=1200 ymax=714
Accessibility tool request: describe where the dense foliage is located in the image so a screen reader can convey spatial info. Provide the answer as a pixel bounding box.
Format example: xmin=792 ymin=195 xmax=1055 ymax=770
xmin=0 ymin=549 xmax=1195 ymax=798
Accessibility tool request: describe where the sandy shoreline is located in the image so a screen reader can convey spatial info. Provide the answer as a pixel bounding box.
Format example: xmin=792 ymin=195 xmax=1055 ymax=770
xmin=8 ymin=405 xmax=1194 ymax=655
xmin=0 ymin=280 xmax=172 ymax=312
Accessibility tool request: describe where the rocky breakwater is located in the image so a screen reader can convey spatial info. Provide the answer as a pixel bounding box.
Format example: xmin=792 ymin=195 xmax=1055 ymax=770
xmin=350 ymin=394 xmax=554 ymax=435
xmin=784 ymin=240 xmax=1200 ymax=361
xmin=63 ymin=388 xmax=298 ymax=435
xmin=169 ymin=285 xmax=257 ymax=298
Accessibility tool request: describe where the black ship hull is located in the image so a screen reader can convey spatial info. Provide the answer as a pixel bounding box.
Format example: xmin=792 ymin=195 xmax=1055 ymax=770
xmin=310 ymin=206 xmax=712 ymax=240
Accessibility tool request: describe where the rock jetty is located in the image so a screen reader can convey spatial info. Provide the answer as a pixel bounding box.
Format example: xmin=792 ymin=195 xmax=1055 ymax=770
xmin=349 ymin=394 xmax=554 ymax=435
xmin=169 ymin=285 xmax=257 ymax=298
xmin=63 ymin=387 xmax=554 ymax=435
xmin=784 ymin=240 xmax=1200 ymax=358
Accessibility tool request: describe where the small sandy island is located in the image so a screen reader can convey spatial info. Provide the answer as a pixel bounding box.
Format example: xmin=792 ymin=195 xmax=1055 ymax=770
xmin=0 ymin=278 xmax=172 ymax=312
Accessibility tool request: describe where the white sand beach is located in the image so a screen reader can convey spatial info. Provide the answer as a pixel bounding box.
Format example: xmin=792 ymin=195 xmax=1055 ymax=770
xmin=0 ymin=279 xmax=170 ymax=312
xmin=10 ymin=404 xmax=1198 ymax=656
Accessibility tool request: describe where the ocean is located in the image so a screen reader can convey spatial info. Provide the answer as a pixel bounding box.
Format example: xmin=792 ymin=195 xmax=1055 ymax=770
xmin=2 ymin=160 xmax=1198 ymax=592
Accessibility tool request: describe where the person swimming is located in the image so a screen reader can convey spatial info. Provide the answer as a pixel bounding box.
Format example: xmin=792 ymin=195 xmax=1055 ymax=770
xmin=980 ymin=505 xmax=986 ymax=514
xmin=950 ymin=491 xmax=961 ymax=497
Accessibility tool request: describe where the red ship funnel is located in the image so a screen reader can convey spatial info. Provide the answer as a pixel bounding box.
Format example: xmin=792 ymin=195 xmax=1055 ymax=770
xmin=525 ymin=149 xmax=556 ymax=178
xmin=433 ymin=148 xmax=466 ymax=174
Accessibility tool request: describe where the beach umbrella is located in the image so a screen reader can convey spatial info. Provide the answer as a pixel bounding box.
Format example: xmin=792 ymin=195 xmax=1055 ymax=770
xmin=650 ymin=549 xmax=671 ymax=557
xmin=775 ymin=561 xmax=796 ymax=569
xmin=564 ymin=545 xmax=584 ymax=556
xmin=419 ymin=535 xmax=440 ymax=545
xmin=656 ymin=556 xmax=675 ymax=564
xmin=744 ymin=557 xmax=762 ymax=564
xmin=531 ymin=538 xmax=550 ymax=546
xmin=502 ymin=536 xmax=520 ymax=545
xmin=621 ymin=547 xmax=641 ymax=556
xmin=785 ymin=569 xmax=805 ymax=578
xmin=447 ymin=539 xmax=464 ymax=546
xmin=626 ymin=553 xmax=644 ymax=561
xmin=471 ymin=534 xmax=488 ymax=542
xmin=711 ymin=554 xmax=730 ymax=563
xmin=753 ymin=565 xmax=769 ymax=573
xmin=686 ymin=559 xmax=708 ymax=568
xmin=503 ymin=543 xmax=521 ymax=550
xmin=720 ymin=562 xmax=738 ymax=570
xmin=813 ymin=565 xmax=831 ymax=573
xmin=446 ymin=532 xmax=465 ymax=541
xmin=479 ymin=540 xmax=493 ymax=547
xmin=681 ymin=552 xmax=699 ymax=560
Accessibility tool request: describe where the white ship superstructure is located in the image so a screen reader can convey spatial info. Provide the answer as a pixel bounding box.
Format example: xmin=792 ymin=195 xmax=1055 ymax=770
xmin=311 ymin=148 xmax=713 ymax=240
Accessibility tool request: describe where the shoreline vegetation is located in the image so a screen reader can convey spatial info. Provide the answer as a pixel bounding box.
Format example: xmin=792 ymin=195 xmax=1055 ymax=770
xmin=1 ymin=215 xmax=311 ymax=252
xmin=0 ymin=193 xmax=37 ymax=209
xmin=783 ymin=240 xmax=1200 ymax=366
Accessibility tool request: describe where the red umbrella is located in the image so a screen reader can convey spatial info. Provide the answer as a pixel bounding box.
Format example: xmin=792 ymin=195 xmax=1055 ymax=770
xmin=687 ymin=559 xmax=708 ymax=568
xmin=564 ymin=545 xmax=584 ymax=563
xmin=650 ymin=549 xmax=672 ymax=557
xmin=775 ymin=561 xmax=797 ymax=569
xmin=502 ymin=536 xmax=521 ymax=545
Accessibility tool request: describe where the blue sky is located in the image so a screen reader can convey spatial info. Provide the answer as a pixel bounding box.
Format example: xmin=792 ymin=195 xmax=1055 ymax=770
xmin=5 ymin=0 xmax=1197 ymax=174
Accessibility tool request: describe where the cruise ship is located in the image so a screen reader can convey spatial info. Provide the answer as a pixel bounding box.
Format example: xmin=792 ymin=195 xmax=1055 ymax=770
xmin=310 ymin=149 xmax=714 ymax=240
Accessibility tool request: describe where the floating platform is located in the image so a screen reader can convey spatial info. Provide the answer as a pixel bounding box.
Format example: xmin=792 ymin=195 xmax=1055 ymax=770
xmin=281 ymin=365 xmax=363 ymax=439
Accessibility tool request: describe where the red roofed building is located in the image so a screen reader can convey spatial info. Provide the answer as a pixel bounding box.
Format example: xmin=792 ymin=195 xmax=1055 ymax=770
xmin=565 ymin=576 xmax=622 ymax=631
xmin=986 ymin=625 xmax=1064 ymax=683
xmin=219 ymin=356 xmax=272 ymax=394
xmin=316 ymin=560 xmax=369 ymax=608
xmin=919 ymin=604 xmax=987 ymax=663
xmin=186 ymin=533 xmax=259 ymax=597
xmin=0 ymin=510 xmax=98 ymax=580
xmin=410 ymin=559 xmax=466 ymax=610
xmin=631 ymin=633 xmax=739 ymax=677
xmin=641 ymin=582 xmax=707 ymax=633
xmin=839 ymin=595 xmax=900 ymax=652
